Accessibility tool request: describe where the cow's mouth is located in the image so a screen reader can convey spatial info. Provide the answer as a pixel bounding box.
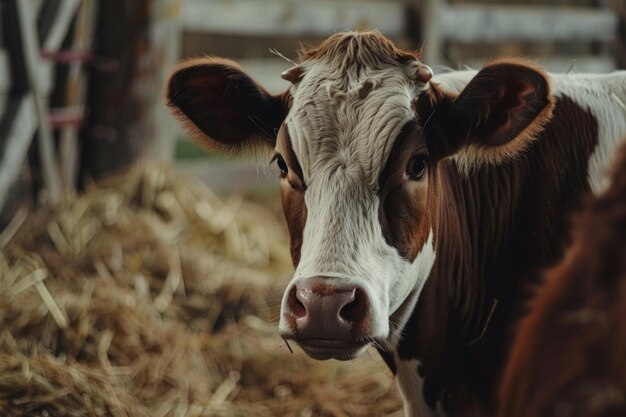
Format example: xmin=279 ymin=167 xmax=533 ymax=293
xmin=294 ymin=338 xmax=370 ymax=361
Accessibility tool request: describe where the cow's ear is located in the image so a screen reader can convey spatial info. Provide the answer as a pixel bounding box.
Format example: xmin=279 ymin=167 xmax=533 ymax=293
xmin=426 ymin=61 xmax=554 ymax=170
xmin=166 ymin=57 xmax=289 ymax=156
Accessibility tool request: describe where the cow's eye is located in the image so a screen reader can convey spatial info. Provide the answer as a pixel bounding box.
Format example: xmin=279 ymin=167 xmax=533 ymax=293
xmin=407 ymin=155 xmax=427 ymax=180
xmin=274 ymin=155 xmax=288 ymax=178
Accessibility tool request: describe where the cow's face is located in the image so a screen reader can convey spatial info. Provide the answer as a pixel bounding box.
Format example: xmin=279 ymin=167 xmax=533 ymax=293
xmin=273 ymin=46 xmax=438 ymax=359
xmin=167 ymin=32 xmax=553 ymax=360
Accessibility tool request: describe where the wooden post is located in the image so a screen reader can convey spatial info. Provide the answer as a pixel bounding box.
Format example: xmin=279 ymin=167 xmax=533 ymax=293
xmin=617 ymin=1 xmax=626 ymax=69
xmin=421 ymin=0 xmax=444 ymax=66
xmin=58 ymin=0 xmax=99 ymax=195
xmin=15 ymin=0 xmax=63 ymax=203
xmin=0 ymin=95 xmax=38 ymax=212
xmin=80 ymin=0 xmax=181 ymax=181
xmin=149 ymin=0 xmax=181 ymax=161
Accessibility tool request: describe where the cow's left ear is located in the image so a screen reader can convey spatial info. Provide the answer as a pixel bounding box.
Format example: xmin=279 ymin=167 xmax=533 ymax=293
xmin=426 ymin=61 xmax=554 ymax=169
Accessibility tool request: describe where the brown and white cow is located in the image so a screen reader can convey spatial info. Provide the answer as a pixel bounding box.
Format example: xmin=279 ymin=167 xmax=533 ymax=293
xmin=498 ymin=140 xmax=626 ymax=417
xmin=166 ymin=32 xmax=626 ymax=416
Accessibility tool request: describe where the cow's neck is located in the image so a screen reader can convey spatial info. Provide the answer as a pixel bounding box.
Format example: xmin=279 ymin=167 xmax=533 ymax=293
xmin=391 ymin=159 xmax=519 ymax=414
xmin=435 ymin=161 xmax=509 ymax=333
xmin=396 ymin=95 xmax=601 ymax=414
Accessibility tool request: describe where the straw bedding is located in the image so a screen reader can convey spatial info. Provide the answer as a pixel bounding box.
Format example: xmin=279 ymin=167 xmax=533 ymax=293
xmin=0 ymin=164 xmax=401 ymax=417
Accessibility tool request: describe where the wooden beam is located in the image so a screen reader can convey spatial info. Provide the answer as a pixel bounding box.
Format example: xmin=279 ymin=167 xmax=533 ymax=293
xmin=0 ymin=95 xmax=38 ymax=211
xmin=182 ymin=0 xmax=404 ymax=37
xmin=462 ymin=55 xmax=616 ymax=74
xmin=0 ymin=48 xmax=9 ymax=93
xmin=15 ymin=0 xmax=63 ymax=203
xmin=42 ymin=0 xmax=82 ymax=51
xmin=38 ymin=0 xmax=82 ymax=96
xmin=440 ymin=5 xmax=617 ymax=43
xmin=536 ymin=56 xmax=617 ymax=73
xmin=59 ymin=0 xmax=98 ymax=194
xmin=0 ymin=49 xmax=9 ymax=114
xmin=151 ymin=0 xmax=182 ymax=161
xmin=421 ymin=0 xmax=444 ymax=66
xmin=81 ymin=0 xmax=181 ymax=178
xmin=238 ymin=58 xmax=291 ymax=94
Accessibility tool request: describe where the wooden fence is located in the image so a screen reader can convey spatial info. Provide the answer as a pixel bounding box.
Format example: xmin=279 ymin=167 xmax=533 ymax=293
xmin=0 ymin=0 xmax=624 ymax=219
xmin=0 ymin=0 xmax=180 ymax=224
xmin=180 ymin=0 xmax=410 ymax=93
xmin=179 ymin=0 xmax=623 ymax=91
xmin=419 ymin=0 xmax=621 ymax=72
xmin=0 ymin=0 xmax=87 ymax=213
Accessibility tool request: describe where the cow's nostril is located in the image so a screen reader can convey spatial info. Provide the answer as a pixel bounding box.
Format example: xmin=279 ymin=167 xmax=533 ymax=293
xmin=339 ymin=288 xmax=367 ymax=323
xmin=287 ymin=285 xmax=306 ymax=318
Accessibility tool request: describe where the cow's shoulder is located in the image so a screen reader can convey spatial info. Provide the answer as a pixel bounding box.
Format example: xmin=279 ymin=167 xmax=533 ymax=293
xmin=498 ymin=138 xmax=626 ymax=417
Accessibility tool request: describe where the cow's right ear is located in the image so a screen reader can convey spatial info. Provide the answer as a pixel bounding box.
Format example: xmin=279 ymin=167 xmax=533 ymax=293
xmin=166 ymin=57 xmax=289 ymax=156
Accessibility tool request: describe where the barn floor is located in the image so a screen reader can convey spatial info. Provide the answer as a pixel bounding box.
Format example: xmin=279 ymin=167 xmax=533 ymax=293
xmin=0 ymin=163 xmax=401 ymax=417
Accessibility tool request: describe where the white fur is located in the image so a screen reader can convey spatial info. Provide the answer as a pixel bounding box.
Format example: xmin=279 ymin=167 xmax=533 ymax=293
xmin=388 ymin=231 xmax=436 ymax=346
xmin=394 ymin=354 xmax=447 ymax=417
xmin=550 ymin=72 xmax=626 ymax=193
xmin=432 ymin=70 xmax=475 ymax=94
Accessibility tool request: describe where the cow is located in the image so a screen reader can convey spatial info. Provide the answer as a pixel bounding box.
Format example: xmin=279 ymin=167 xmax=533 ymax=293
xmin=166 ymin=31 xmax=626 ymax=416
xmin=498 ymin=141 xmax=626 ymax=417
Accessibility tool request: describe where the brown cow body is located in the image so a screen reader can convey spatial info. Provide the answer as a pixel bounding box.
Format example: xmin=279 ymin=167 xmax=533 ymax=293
xmin=498 ymin=142 xmax=626 ymax=417
xmin=166 ymin=32 xmax=626 ymax=416
xmin=385 ymin=93 xmax=602 ymax=415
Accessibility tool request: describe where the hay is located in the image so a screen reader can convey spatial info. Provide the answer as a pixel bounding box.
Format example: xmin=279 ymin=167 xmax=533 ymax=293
xmin=0 ymin=163 xmax=401 ymax=417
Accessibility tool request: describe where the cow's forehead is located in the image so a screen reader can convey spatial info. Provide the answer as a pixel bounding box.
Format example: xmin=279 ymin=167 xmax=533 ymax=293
xmin=285 ymin=59 xmax=423 ymax=186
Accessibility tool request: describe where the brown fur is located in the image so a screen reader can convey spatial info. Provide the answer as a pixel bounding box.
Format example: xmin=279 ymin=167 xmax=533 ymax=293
xmin=276 ymin=128 xmax=307 ymax=266
xmin=298 ymin=30 xmax=419 ymax=66
xmin=378 ymin=121 xmax=433 ymax=261
xmin=394 ymin=95 xmax=600 ymax=416
xmin=498 ymin=140 xmax=626 ymax=417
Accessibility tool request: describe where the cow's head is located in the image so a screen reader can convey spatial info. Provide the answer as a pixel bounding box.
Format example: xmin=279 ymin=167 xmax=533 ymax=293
xmin=167 ymin=32 xmax=553 ymax=360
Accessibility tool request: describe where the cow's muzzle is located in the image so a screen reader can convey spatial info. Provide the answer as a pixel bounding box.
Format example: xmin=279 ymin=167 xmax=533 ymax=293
xmin=280 ymin=278 xmax=374 ymax=360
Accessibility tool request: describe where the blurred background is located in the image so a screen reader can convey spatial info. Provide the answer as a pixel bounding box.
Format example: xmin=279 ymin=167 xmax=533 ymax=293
xmin=1 ymin=0 xmax=625 ymax=225
xmin=0 ymin=1 xmax=624 ymax=416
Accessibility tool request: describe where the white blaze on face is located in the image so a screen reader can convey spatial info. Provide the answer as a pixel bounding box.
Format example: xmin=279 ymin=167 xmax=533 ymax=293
xmin=277 ymin=49 xmax=436 ymax=345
